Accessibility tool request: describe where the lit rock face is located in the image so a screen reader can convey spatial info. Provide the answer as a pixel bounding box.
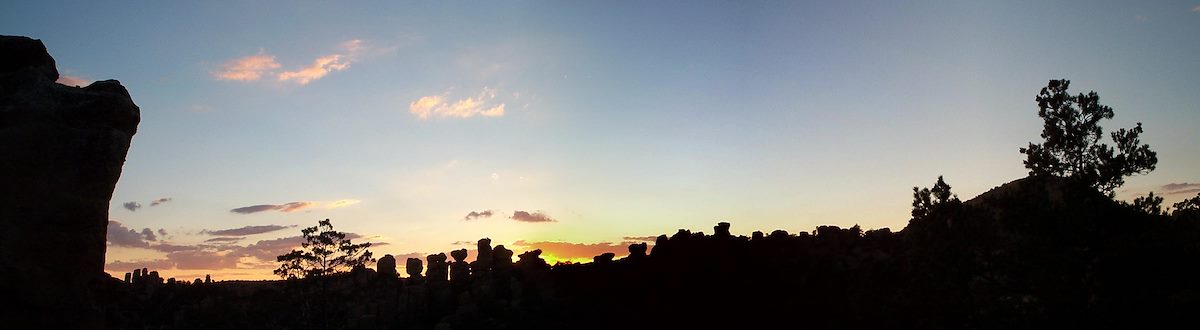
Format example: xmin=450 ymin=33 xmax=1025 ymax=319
xmin=0 ymin=35 xmax=140 ymax=328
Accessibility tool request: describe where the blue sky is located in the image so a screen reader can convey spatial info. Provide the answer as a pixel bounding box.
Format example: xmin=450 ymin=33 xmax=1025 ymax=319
xmin=4 ymin=1 xmax=1198 ymax=279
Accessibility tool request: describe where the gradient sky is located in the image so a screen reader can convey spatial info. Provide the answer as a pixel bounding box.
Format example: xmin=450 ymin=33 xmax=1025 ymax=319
xmin=4 ymin=1 xmax=1198 ymax=280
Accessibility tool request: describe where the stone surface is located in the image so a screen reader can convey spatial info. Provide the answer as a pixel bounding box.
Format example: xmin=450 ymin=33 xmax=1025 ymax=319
xmin=0 ymin=35 xmax=140 ymax=328
xmin=378 ymin=254 xmax=398 ymax=277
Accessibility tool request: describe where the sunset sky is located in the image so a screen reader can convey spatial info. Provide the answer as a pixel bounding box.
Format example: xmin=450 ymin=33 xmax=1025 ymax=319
xmin=4 ymin=1 xmax=1198 ymax=280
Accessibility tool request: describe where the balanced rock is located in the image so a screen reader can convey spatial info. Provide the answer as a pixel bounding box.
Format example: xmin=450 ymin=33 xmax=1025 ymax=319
xmin=377 ymin=254 xmax=397 ymax=277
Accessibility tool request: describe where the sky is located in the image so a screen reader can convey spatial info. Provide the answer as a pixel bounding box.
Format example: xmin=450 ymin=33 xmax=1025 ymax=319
xmin=3 ymin=1 xmax=1198 ymax=281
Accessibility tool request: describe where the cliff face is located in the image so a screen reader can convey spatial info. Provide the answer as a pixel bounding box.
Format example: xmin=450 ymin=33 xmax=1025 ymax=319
xmin=0 ymin=35 xmax=140 ymax=327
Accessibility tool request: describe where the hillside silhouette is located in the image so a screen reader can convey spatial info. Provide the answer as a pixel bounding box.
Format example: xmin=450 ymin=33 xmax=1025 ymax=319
xmin=96 ymin=176 xmax=1200 ymax=329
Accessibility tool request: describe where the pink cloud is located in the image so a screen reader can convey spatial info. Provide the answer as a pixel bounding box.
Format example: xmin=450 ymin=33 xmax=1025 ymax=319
xmin=214 ymin=53 xmax=281 ymax=81
xmin=409 ymin=87 xmax=506 ymax=120
xmin=56 ymin=75 xmax=90 ymax=87
xmin=277 ymin=55 xmax=349 ymax=85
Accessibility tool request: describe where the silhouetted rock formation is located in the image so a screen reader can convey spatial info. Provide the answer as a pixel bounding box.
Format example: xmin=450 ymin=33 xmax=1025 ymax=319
xmin=93 ymin=176 xmax=1200 ymax=329
xmin=378 ymin=254 xmax=397 ymax=277
xmin=426 ymin=253 xmax=448 ymax=282
xmin=0 ymin=35 xmax=139 ymax=328
xmin=449 ymin=249 xmax=470 ymax=282
xmin=406 ymin=258 xmax=424 ymax=281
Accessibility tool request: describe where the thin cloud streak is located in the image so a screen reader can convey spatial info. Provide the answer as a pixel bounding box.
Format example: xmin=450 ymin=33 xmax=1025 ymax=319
xmin=203 ymin=225 xmax=296 ymax=236
xmin=230 ymin=202 xmax=316 ymax=214
xmin=327 ymin=199 xmax=362 ymax=209
xmin=409 ymin=87 xmax=506 ymax=120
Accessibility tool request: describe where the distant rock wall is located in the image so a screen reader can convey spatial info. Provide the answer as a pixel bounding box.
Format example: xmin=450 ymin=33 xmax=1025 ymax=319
xmin=0 ymin=35 xmax=139 ymax=328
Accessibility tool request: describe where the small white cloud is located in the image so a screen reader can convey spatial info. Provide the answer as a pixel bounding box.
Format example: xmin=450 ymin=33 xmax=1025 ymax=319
xmin=409 ymin=87 xmax=507 ymax=120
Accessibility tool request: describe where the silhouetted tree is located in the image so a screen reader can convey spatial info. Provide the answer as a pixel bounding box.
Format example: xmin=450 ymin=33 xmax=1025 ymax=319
xmin=1172 ymin=192 xmax=1200 ymax=217
xmin=911 ymin=175 xmax=959 ymax=220
xmin=1127 ymin=192 xmax=1165 ymax=215
xmin=274 ymin=219 xmax=374 ymax=279
xmin=1019 ymin=79 xmax=1157 ymax=195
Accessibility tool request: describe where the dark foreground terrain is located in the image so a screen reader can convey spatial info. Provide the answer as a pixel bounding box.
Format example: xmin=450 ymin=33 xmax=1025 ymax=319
xmin=100 ymin=177 xmax=1200 ymax=329
xmin=4 ymin=34 xmax=1197 ymax=329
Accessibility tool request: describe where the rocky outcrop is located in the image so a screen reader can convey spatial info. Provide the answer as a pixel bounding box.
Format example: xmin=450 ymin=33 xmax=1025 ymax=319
xmin=0 ymin=35 xmax=140 ymax=328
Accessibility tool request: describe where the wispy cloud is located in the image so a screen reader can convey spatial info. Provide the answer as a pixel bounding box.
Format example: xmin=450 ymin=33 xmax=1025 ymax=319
xmin=277 ymin=55 xmax=350 ymax=85
xmin=214 ymin=39 xmax=378 ymax=85
xmin=409 ymin=87 xmax=506 ymax=120
xmin=230 ymin=202 xmax=316 ymax=214
xmin=464 ymin=210 xmax=494 ymax=220
xmin=204 ymin=237 xmax=244 ymax=244
xmin=1162 ymin=182 xmax=1200 ymax=195
xmin=326 ymin=199 xmax=362 ymax=209
xmin=203 ymin=225 xmax=296 ymax=236
xmin=622 ymin=236 xmax=659 ymax=242
xmin=213 ymin=52 xmax=281 ymax=81
xmin=511 ymin=210 xmax=555 ymax=223
xmin=123 ymin=201 xmax=142 ymax=212
xmin=56 ymin=75 xmax=90 ymax=87
xmin=1193 ymin=5 xmax=1200 ymax=13
xmin=150 ymin=197 xmax=173 ymax=206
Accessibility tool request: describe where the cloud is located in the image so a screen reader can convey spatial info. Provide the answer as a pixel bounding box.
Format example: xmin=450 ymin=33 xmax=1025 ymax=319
xmin=141 ymin=228 xmax=158 ymax=241
xmin=1193 ymin=5 xmax=1200 ymax=13
xmin=106 ymin=259 xmax=176 ymax=272
xmin=158 ymin=228 xmax=168 ymax=236
xmin=464 ymin=210 xmax=494 ymax=220
xmin=107 ymin=221 xmax=151 ymax=248
xmin=622 ymin=236 xmax=659 ymax=241
xmin=1168 ymin=188 xmax=1200 ymax=196
xmin=56 ymin=75 xmax=90 ymax=87
xmin=511 ymin=240 xmax=628 ymax=261
xmin=230 ymin=202 xmax=316 ymax=214
xmin=150 ymin=197 xmax=173 ymax=206
xmin=237 ymin=236 xmax=306 ymax=262
xmin=214 ymin=52 xmax=281 ymax=81
xmin=1161 ymin=182 xmax=1200 ymax=195
xmin=511 ymin=210 xmax=555 ymax=223
xmin=327 ymin=199 xmax=362 ymax=209
xmin=203 ymin=225 xmax=296 ymax=236
xmin=123 ymin=201 xmax=142 ymax=212
xmin=204 ymin=237 xmax=244 ymax=243
xmin=409 ymin=87 xmax=506 ymax=120
xmin=277 ymin=55 xmax=350 ymax=85
xmin=167 ymin=250 xmax=239 ymax=270
xmin=151 ymin=243 xmax=200 ymax=253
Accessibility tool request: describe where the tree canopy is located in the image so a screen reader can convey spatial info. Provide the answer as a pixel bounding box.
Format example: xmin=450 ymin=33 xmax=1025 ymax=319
xmin=1019 ymin=79 xmax=1157 ymax=196
xmin=274 ymin=219 xmax=374 ymax=279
